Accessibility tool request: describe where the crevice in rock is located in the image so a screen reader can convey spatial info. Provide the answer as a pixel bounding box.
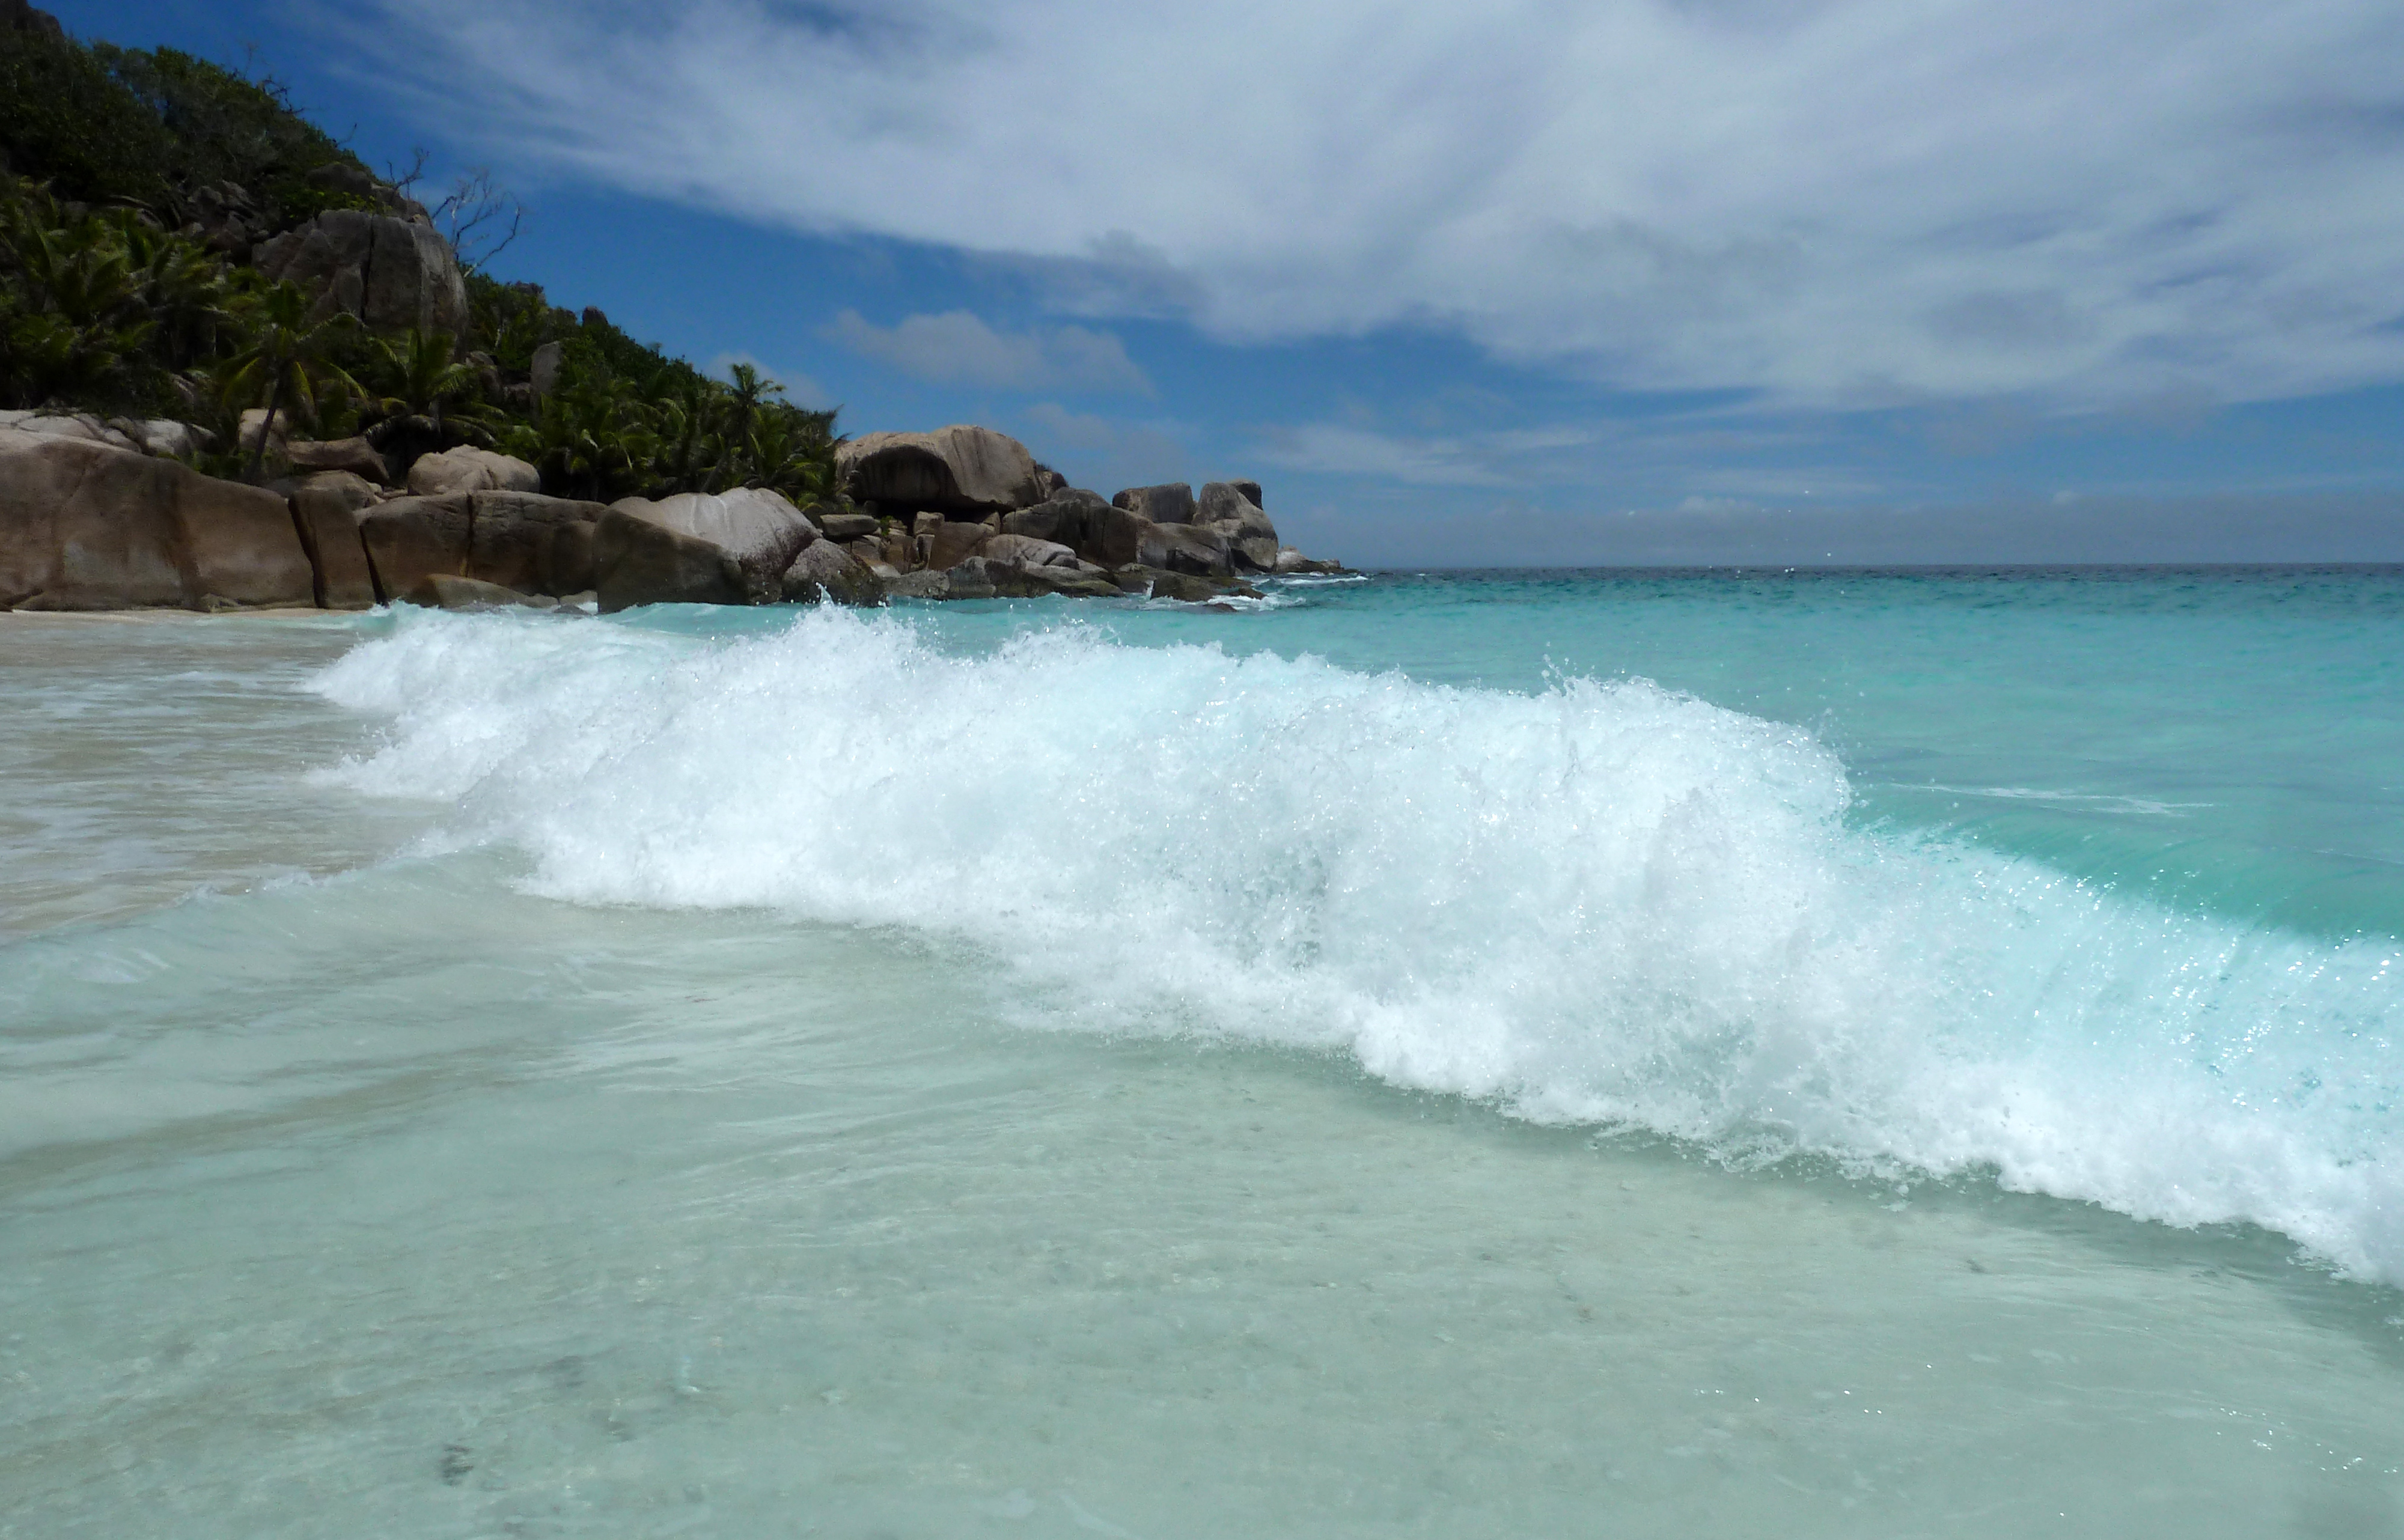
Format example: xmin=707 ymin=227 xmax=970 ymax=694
xmin=352 ymin=223 xmax=376 ymax=329
xmin=287 ymin=495 xmax=329 ymax=609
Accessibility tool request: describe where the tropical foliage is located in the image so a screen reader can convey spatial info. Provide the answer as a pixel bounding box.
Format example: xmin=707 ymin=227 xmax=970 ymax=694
xmin=502 ymin=347 xmax=838 ymax=504
xmin=0 ymin=19 xmax=374 ymax=227
xmin=210 ymin=283 xmax=361 ymax=476
xmin=0 ymin=176 xmax=216 ymax=412
xmin=0 ymin=18 xmax=843 ymax=501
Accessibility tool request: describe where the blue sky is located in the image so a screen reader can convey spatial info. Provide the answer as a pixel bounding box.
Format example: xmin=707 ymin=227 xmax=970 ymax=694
xmin=52 ymin=0 xmax=2404 ymax=564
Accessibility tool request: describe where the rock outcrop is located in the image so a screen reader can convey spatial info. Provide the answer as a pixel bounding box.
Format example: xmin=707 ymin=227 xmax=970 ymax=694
xmin=406 ymin=446 xmax=539 ymax=497
xmin=1195 ymin=481 xmax=1281 ymax=572
xmin=0 ymin=438 xmax=313 ymax=610
xmin=106 ymin=418 xmax=214 ymax=460
xmin=1007 ymin=562 xmax=1121 ymax=598
xmin=885 ymin=570 xmax=951 ymax=600
xmin=184 ymin=180 xmax=272 ymax=258
xmin=1148 ymin=572 xmax=1232 ymax=603
xmin=812 ymin=509 xmax=879 ymax=543
xmin=593 ymin=508 xmax=748 ymax=612
xmin=1111 ymin=483 xmax=1195 ymax=525
xmin=926 ymin=520 xmax=994 ymax=571
xmin=0 ymin=410 xmax=141 ymax=455
xmin=607 ymin=489 xmax=819 ymax=604
xmin=290 ymin=481 xmax=379 ymax=609
xmin=591 ymin=488 xmax=820 ymax=610
xmin=983 ymin=533 xmax=1077 ymax=569
xmin=359 ymin=490 xmax=609 ymax=602
xmin=1137 ymin=520 xmax=1233 ymax=577
xmin=529 ymin=341 xmax=566 ymax=400
xmin=2 ymin=0 xmax=66 ymax=43
xmin=0 ymin=402 xmax=1341 ymax=614
xmin=252 ymin=210 xmax=472 ymax=338
xmin=403 ymin=574 xmax=561 ymax=611
xmin=358 ymin=495 xmax=472 ymax=600
xmin=838 ymin=425 xmax=1048 ymax=516
xmin=283 ymin=470 xmax=382 ymax=513
xmin=1075 ymin=504 xmax=1151 ymax=570
xmin=285 ymin=437 xmax=391 ymax=485
xmin=1001 ymin=488 xmax=1109 ymax=550
xmin=466 ymin=492 xmax=611 ymax=596
xmin=237 ymin=407 xmax=290 ymax=459
xmin=781 ymin=538 xmax=883 ymax=606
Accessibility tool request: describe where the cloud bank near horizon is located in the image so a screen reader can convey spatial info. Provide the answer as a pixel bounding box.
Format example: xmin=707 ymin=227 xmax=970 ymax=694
xmin=825 ymin=308 xmax=1153 ymax=395
xmin=373 ymin=0 xmax=2404 ymax=414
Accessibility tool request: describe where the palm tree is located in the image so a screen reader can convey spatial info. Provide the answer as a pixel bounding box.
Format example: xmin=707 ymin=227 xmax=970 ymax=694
xmin=215 ymin=282 xmax=361 ymax=479
xmin=741 ymin=402 xmax=840 ymax=502
xmin=646 ymin=369 xmax=721 ymax=495
xmin=706 ymin=361 xmax=775 ymax=487
xmin=1 ymin=306 xmax=149 ymax=409
xmin=361 ymin=326 xmax=496 ymax=448
xmin=0 ymin=184 xmax=157 ymax=408
xmin=499 ymin=363 xmax=658 ymax=502
xmin=122 ymin=220 xmax=239 ymax=373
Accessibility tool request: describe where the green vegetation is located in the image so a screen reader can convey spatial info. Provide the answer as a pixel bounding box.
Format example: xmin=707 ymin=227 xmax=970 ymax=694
xmin=216 ymin=282 xmax=360 ymax=478
xmin=501 ymin=339 xmax=838 ymax=504
xmin=0 ymin=20 xmax=372 ymax=230
xmin=0 ymin=13 xmax=840 ymax=502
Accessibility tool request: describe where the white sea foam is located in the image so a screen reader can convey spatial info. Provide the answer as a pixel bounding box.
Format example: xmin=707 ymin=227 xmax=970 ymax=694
xmin=1916 ymin=784 xmax=2212 ymax=817
xmin=314 ymin=607 xmax=2404 ymax=1280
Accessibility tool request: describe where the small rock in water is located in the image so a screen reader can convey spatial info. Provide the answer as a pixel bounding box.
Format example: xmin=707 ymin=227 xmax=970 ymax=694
xmin=885 ymin=570 xmax=950 ymax=600
xmin=1149 ymin=573 xmax=1222 ymax=603
xmin=404 ymin=573 xmax=557 ymax=610
xmin=781 ymin=538 xmax=885 ymax=606
xmin=941 ymin=556 xmax=999 ymax=599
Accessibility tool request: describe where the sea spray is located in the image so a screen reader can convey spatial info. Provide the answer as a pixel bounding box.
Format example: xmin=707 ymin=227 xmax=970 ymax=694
xmin=313 ymin=605 xmax=2404 ymax=1279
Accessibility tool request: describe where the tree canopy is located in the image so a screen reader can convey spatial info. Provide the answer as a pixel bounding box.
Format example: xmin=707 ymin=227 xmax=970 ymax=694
xmin=0 ymin=15 xmax=842 ymax=502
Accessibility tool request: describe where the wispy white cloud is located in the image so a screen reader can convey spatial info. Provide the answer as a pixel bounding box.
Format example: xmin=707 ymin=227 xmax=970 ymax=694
xmin=1251 ymin=410 xmax=1882 ymax=499
xmin=1017 ymin=402 xmax=1194 ymax=490
xmin=374 ymin=0 xmax=2404 ymax=410
xmin=825 ymin=308 xmax=1152 ymax=394
xmin=1255 ymin=424 xmax=1525 ymax=487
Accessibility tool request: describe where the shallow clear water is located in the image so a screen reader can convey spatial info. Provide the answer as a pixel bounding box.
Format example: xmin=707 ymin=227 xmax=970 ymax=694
xmin=3 ymin=569 xmax=2402 ymax=1538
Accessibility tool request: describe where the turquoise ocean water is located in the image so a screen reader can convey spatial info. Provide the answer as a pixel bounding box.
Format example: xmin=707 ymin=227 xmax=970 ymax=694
xmin=3 ymin=567 xmax=2401 ymax=1536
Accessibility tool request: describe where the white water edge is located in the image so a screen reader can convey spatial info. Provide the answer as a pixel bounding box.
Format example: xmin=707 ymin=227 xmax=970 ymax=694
xmin=4 ymin=603 xmax=2403 ymax=1539
xmin=309 ymin=606 xmax=2404 ymax=1284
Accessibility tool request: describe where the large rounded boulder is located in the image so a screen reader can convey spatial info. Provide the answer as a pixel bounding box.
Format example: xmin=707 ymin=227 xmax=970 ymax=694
xmin=253 ymin=210 xmax=471 ymax=338
xmin=837 ymin=425 xmax=1047 ymax=517
xmin=594 ymin=487 xmax=820 ymax=610
xmin=1197 ymin=481 xmax=1281 ymax=572
xmin=1111 ymin=482 xmax=1195 ymax=525
xmin=0 ymin=438 xmax=313 ymax=610
xmin=358 ymin=490 xmax=612 ymax=601
xmin=406 ymin=446 xmax=539 ymax=497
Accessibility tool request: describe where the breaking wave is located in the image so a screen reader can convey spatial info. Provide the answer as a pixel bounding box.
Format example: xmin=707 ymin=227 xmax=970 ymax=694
xmin=313 ymin=606 xmax=2404 ymax=1280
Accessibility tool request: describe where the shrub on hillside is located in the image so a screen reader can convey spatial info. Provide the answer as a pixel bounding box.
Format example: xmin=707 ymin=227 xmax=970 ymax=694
xmin=0 ymin=15 xmax=846 ymax=501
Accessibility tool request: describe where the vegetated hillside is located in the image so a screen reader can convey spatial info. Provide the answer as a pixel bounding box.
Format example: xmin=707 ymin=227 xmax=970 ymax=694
xmin=0 ymin=1 xmax=838 ymax=502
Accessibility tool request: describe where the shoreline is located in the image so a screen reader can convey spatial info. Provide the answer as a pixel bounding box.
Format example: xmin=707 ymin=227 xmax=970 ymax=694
xmin=0 ymin=604 xmax=344 ymax=623
xmin=4 ymin=419 xmax=1341 ymax=617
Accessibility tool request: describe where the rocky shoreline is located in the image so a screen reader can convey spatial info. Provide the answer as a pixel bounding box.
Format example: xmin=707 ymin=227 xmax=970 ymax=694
xmin=1 ymin=1 xmax=1344 ymax=616
xmin=0 ymin=412 xmax=1344 ymax=616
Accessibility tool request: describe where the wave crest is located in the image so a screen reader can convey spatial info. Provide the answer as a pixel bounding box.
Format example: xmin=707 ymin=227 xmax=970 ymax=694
xmin=314 ymin=607 xmax=2404 ymax=1279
